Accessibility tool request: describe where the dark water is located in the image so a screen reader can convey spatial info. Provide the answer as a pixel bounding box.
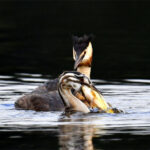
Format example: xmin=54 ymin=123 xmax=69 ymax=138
xmin=0 ymin=74 xmax=150 ymax=150
xmin=0 ymin=1 xmax=150 ymax=78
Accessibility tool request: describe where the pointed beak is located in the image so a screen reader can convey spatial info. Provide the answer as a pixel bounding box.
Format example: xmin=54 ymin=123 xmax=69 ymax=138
xmin=73 ymin=46 xmax=86 ymax=70
xmin=74 ymin=52 xmax=85 ymax=70
xmin=74 ymin=56 xmax=81 ymax=70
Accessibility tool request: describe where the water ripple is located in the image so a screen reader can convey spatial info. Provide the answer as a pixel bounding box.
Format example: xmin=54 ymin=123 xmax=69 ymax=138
xmin=0 ymin=74 xmax=150 ymax=136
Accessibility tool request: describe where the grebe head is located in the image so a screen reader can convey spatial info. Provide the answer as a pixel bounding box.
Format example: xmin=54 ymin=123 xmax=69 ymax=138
xmin=59 ymin=71 xmax=91 ymax=91
xmin=72 ymin=35 xmax=93 ymax=78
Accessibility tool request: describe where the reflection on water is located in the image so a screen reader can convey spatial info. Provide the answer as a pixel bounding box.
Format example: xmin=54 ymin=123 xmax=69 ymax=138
xmin=59 ymin=118 xmax=95 ymax=150
xmin=0 ymin=73 xmax=150 ymax=150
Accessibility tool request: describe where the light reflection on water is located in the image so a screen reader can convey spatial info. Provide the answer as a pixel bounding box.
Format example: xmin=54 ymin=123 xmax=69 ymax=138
xmin=0 ymin=73 xmax=150 ymax=150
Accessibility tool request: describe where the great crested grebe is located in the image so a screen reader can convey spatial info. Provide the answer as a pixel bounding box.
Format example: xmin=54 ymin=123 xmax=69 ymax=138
xmin=58 ymin=71 xmax=120 ymax=114
xmin=15 ymin=35 xmax=94 ymax=111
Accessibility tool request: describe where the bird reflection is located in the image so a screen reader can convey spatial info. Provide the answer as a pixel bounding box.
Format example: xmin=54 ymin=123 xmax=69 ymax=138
xmin=58 ymin=116 xmax=104 ymax=150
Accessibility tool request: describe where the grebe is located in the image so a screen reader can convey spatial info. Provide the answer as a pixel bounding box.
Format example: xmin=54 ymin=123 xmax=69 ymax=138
xmin=15 ymin=35 xmax=94 ymax=111
xmin=58 ymin=71 xmax=120 ymax=114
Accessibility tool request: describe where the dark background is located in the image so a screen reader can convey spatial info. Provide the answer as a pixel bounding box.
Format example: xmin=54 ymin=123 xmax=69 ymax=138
xmin=0 ymin=0 xmax=150 ymax=79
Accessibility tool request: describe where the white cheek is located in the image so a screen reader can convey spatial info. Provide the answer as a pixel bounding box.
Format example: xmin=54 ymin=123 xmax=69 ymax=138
xmin=84 ymin=54 xmax=90 ymax=60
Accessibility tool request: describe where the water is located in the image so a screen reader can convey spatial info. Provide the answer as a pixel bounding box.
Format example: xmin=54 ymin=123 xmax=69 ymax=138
xmin=1 ymin=1 xmax=150 ymax=79
xmin=0 ymin=73 xmax=150 ymax=150
xmin=0 ymin=1 xmax=150 ymax=149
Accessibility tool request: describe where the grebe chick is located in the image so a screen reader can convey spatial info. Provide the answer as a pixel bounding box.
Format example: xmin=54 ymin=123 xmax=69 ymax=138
xmin=58 ymin=71 xmax=121 ymax=114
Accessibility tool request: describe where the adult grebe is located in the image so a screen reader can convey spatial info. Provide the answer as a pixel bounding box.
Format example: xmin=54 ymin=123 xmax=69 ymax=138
xmin=16 ymin=71 xmax=121 ymax=113
xmin=15 ymin=35 xmax=94 ymax=111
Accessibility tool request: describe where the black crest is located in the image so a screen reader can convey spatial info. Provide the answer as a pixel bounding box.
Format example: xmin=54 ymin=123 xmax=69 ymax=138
xmin=72 ymin=34 xmax=94 ymax=55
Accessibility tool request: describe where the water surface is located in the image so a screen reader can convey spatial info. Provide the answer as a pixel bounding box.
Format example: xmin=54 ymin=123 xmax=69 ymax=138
xmin=0 ymin=73 xmax=150 ymax=150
